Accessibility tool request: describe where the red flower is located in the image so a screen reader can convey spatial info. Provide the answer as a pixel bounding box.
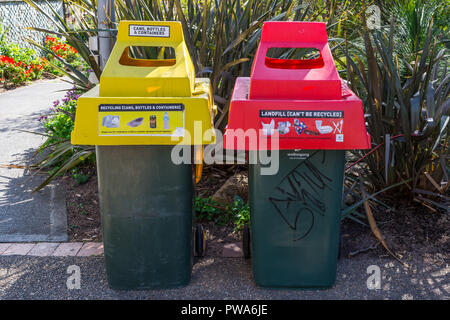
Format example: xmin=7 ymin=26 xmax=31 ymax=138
xmin=0 ymin=55 xmax=15 ymax=64
xmin=45 ymin=36 xmax=57 ymax=44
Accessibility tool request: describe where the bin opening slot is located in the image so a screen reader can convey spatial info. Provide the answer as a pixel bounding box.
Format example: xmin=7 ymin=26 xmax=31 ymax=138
xmin=119 ymin=46 xmax=176 ymax=67
xmin=265 ymin=47 xmax=323 ymax=69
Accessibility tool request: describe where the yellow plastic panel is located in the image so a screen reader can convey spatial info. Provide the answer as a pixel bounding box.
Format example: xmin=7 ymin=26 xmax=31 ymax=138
xmin=71 ymin=21 xmax=215 ymax=146
xmin=71 ymin=80 xmax=215 ymax=145
xmin=99 ymin=21 xmax=195 ymax=98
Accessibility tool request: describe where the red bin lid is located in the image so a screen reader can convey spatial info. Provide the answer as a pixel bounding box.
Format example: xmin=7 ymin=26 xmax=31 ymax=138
xmin=249 ymin=21 xmax=341 ymax=100
xmin=224 ymin=22 xmax=370 ymax=151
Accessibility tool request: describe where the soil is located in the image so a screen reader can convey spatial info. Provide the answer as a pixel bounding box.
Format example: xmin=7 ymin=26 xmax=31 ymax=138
xmin=202 ymin=222 xmax=241 ymax=257
xmin=64 ymin=163 xmax=449 ymax=262
xmin=63 ymin=163 xmax=101 ymax=242
xmin=341 ymin=197 xmax=450 ymax=263
xmin=64 ymin=163 xmax=244 ymax=243
xmin=196 ymin=164 xmax=247 ymax=199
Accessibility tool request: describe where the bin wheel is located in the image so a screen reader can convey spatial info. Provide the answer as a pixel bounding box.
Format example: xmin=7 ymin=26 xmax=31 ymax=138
xmin=195 ymin=224 xmax=206 ymax=258
xmin=242 ymin=223 xmax=251 ymax=259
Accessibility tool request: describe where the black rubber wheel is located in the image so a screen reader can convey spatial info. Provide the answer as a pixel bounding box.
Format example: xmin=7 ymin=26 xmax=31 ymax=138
xmin=195 ymin=224 xmax=206 ymax=258
xmin=242 ymin=223 xmax=251 ymax=259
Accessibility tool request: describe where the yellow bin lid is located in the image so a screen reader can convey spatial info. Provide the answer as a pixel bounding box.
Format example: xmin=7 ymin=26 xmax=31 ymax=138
xmin=71 ymin=21 xmax=216 ymax=146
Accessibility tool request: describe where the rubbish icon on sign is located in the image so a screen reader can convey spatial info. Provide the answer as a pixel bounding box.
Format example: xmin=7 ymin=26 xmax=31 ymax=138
xmin=277 ymin=121 xmax=291 ymax=135
xmin=315 ymin=120 xmax=333 ymax=134
xmin=261 ymin=119 xmax=275 ymax=136
xmin=102 ymin=115 xmax=120 ymax=128
xmin=333 ymin=120 xmax=343 ymax=134
xmin=127 ymin=117 xmax=144 ymax=127
xmin=293 ymin=119 xmax=307 ymax=135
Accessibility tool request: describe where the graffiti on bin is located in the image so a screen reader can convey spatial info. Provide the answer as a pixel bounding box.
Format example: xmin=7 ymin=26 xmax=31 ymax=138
xmin=268 ymin=150 xmax=332 ymax=241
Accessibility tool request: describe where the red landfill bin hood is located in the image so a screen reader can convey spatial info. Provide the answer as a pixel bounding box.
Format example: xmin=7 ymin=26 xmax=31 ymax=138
xmin=224 ymin=21 xmax=371 ymax=150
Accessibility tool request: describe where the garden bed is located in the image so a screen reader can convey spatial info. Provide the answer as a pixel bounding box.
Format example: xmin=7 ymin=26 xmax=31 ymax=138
xmin=341 ymin=200 xmax=449 ymax=263
xmin=64 ymin=163 xmax=244 ymax=245
xmin=64 ymin=163 xmax=101 ymax=242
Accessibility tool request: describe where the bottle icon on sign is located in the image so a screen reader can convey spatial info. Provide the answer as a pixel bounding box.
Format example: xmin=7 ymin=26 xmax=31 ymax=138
xmin=163 ymin=112 xmax=169 ymax=130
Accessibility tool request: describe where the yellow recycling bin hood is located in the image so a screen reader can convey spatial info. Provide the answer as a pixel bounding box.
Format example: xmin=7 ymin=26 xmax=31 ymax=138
xmin=71 ymin=21 xmax=215 ymax=146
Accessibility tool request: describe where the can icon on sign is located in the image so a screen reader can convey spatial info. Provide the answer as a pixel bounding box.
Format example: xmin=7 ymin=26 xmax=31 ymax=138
xmin=150 ymin=115 xmax=157 ymax=128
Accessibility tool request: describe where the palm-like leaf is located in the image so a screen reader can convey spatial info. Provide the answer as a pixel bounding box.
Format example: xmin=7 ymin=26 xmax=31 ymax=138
xmin=345 ymin=1 xmax=449 ymax=199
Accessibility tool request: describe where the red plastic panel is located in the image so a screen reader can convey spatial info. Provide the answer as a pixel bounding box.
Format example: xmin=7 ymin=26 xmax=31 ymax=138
xmin=224 ymin=78 xmax=370 ymax=150
xmin=249 ymin=22 xmax=341 ymax=100
xmin=224 ymin=22 xmax=370 ymax=151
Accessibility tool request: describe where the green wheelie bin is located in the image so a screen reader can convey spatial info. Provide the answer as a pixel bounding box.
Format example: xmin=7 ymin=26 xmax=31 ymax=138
xmin=71 ymin=21 xmax=215 ymax=289
xmin=224 ymin=21 xmax=370 ymax=287
xmin=96 ymin=145 xmax=194 ymax=289
xmin=248 ymin=150 xmax=346 ymax=287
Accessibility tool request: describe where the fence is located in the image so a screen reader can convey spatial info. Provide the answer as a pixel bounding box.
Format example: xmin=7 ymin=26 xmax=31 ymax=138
xmin=0 ymin=0 xmax=63 ymax=53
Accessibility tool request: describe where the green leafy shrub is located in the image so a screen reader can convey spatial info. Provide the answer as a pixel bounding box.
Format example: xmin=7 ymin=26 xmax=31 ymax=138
xmin=383 ymin=0 xmax=448 ymax=55
xmin=39 ymin=89 xmax=79 ymax=145
xmin=0 ymin=55 xmax=44 ymax=86
xmin=195 ymin=197 xmax=228 ymax=225
xmin=344 ymin=4 xmax=449 ymax=204
xmin=71 ymin=167 xmax=91 ymax=185
xmin=229 ymin=196 xmax=250 ymax=232
xmin=0 ymin=23 xmax=52 ymax=86
xmin=0 ymin=24 xmax=37 ymax=64
xmin=195 ymin=195 xmax=250 ymax=231
xmin=43 ymin=35 xmax=85 ymax=76
xmin=0 ymin=27 xmax=44 ymax=86
xmin=25 ymin=0 xmax=101 ymax=91
xmin=32 ymin=89 xmax=95 ymax=192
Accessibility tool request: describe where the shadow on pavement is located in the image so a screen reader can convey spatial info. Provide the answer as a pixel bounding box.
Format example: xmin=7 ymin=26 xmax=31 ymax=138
xmin=0 ymin=254 xmax=448 ymax=299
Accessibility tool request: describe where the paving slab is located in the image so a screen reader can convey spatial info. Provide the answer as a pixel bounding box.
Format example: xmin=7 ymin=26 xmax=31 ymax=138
xmin=0 ymin=243 xmax=12 ymax=254
xmin=0 ymin=79 xmax=71 ymax=242
xmin=52 ymin=242 xmax=83 ymax=256
xmin=2 ymin=243 xmax=35 ymax=255
xmin=27 ymin=242 xmax=60 ymax=256
xmin=77 ymin=242 xmax=104 ymax=256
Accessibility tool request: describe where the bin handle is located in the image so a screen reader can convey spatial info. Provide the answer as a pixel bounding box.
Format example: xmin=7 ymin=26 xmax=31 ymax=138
xmin=260 ymin=21 xmax=328 ymax=44
xmin=119 ymin=47 xmax=176 ymax=67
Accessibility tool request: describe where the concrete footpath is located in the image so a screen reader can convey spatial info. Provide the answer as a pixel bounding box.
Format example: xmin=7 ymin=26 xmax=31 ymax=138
xmin=0 ymin=247 xmax=448 ymax=299
xmin=0 ymin=79 xmax=71 ymax=242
